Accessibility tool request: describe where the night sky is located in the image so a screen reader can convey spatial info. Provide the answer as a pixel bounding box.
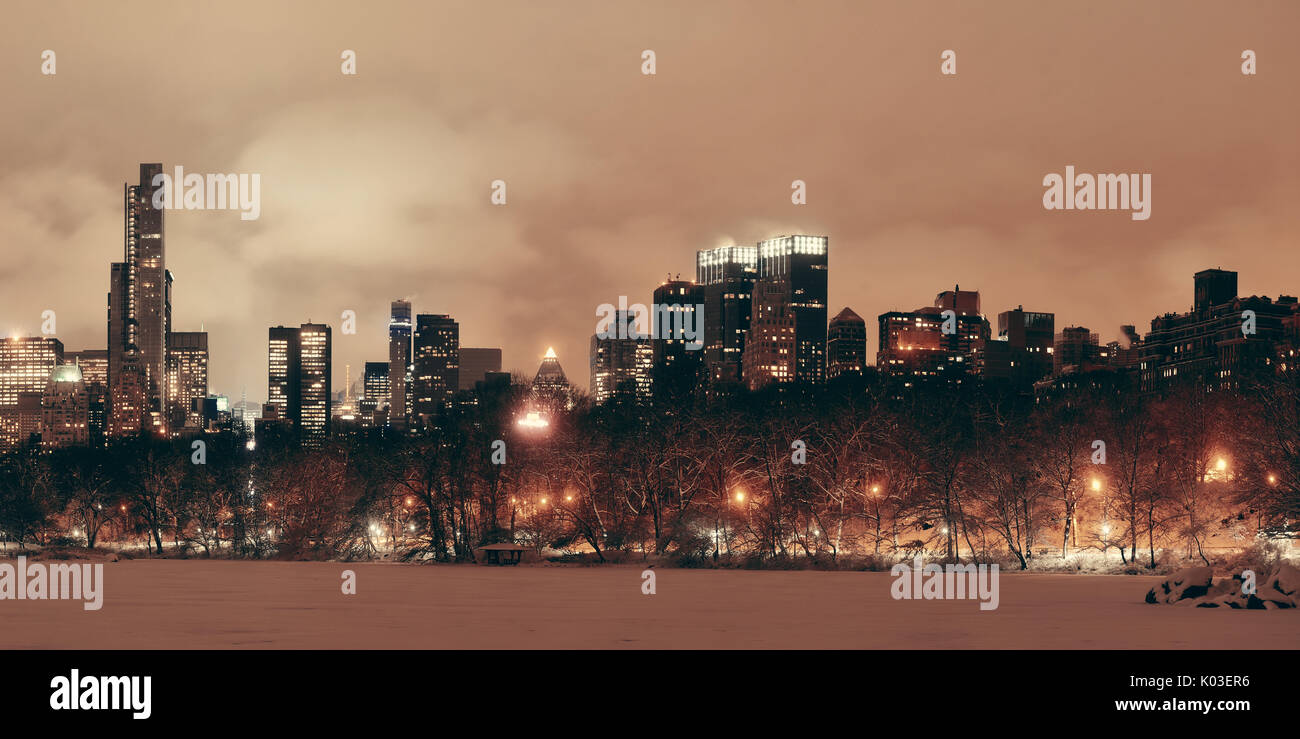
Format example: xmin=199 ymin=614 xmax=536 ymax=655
xmin=2 ymin=0 xmax=1297 ymax=400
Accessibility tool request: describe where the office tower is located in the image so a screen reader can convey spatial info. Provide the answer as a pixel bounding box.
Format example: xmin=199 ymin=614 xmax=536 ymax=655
xmin=166 ymin=331 xmax=209 ymax=431
xmin=298 ymin=323 xmax=332 ymax=444
xmin=697 ymin=245 xmax=757 ymax=384
xmin=877 ymin=285 xmax=990 ymax=384
xmin=827 ymin=307 xmax=867 ymax=379
xmin=530 ymin=347 xmax=572 ymax=410
xmin=268 ymin=326 xmax=301 ymax=424
xmin=0 ymin=336 xmax=64 ymax=407
xmin=590 ymin=311 xmax=653 ymax=404
xmin=756 ymin=235 xmax=828 ymax=384
xmin=651 ymin=279 xmax=704 ymax=400
xmin=361 ymin=361 xmax=390 ymax=427
xmin=388 ymin=300 xmax=412 ymax=429
xmin=108 ymin=163 xmax=169 ymax=435
xmin=742 ymin=278 xmax=796 ymax=391
xmin=39 ymin=364 xmax=88 ymax=449
xmin=65 ymin=349 xmax=108 ymax=441
xmin=0 ymin=337 xmax=64 ymax=448
xmin=1140 ymin=270 xmax=1299 ymax=392
xmin=458 ymin=348 xmax=503 ymax=391
xmin=412 ymin=314 xmax=459 ymax=424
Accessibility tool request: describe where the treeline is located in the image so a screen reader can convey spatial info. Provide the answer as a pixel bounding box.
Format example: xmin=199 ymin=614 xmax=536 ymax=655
xmin=2 ymin=370 xmax=1297 ymax=568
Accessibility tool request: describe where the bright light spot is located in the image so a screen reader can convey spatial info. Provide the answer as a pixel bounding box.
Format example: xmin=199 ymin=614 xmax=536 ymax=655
xmin=941 ymin=527 xmax=949 ymax=536
xmin=517 ymin=411 xmax=550 ymax=429
xmin=544 ymin=347 xmax=557 ymax=359
xmin=540 ymin=497 xmax=548 ymax=505
xmin=1216 ymin=458 xmax=1227 ymax=472
xmin=1090 ymin=479 xmax=1101 ymax=492
xmin=871 ymin=485 xmax=881 ymax=495
xmin=565 ymin=495 xmax=573 ymax=502
xmin=734 ymin=491 xmax=745 ymax=502
xmin=245 ymin=439 xmax=256 ymax=451
xmin=1101 ymin=524 xmax=1111 ymax=535
xmin=1268 ymin=474 xmax=1277 ymax=485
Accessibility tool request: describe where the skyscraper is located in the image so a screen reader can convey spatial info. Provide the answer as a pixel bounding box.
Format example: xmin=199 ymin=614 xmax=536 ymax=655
xmin=651 ymin=279 xmax=704 ymax=400
xmin=0 ymin=336 xmax=64 ymax=407
xmin=166 ymin=331 xmax=209 ymax=431
xmin=590 ymin=310 xmax=653 ymax=404
xmin=531 ymin=347 xmax=572 ymax=411
xmin=412 ymin=313 xmax=459 ymax=424
xmin=827 ymin=307 xmax=867 ymax=379
xmin=696 ymin=245 xmax=757 ymax=384
xmin=109 ymin=163 xmax=169 ymax=435
xmin=756 ymin=235 xmax=828 ymax=384
xmin=298 ymin=323 xmax=332 ymax=444
xmin=361 ymin=360 xmax=390 ymax=427
xmin=267 ymin=323 xmax=332 ymax=445
xmin=388 ymin=299 xmax=412 ymax=430
xmin=268 ymin=326 xmax=301 ymax=425
xmin=742 ymin=278 xmax=796 ymax=390
xmin=0 ymin=337 xmax=64 ymax=448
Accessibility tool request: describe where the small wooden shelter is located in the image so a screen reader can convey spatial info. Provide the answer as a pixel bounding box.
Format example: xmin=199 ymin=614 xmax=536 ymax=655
xmin=475 ymin=542 xmax=528 ymax=565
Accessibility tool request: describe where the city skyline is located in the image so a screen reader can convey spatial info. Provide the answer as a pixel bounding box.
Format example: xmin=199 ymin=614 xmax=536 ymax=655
xmin=3 ymin=1 xmax=1299 ymax=404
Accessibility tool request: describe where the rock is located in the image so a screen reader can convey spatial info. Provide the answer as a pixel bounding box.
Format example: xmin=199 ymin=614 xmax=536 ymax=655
xmin=1256 ymin=563 xmax=1300 ymax=608
xmin=1145 ymin=566 xmax=1213 ymax=604
xmin=108 ymin=553 xmax=120 ymax=563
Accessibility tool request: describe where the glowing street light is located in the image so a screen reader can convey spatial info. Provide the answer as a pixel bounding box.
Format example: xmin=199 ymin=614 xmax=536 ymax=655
xmin=734 ymin=491 xmax=745 ymax=503
xmin=1090 ymin=478 xmax=1102 ymax=492
xmin=1267 ymin=474 xmax=1277 ymax=486
xmin=1101 ymin=523 xmax=1111 ymax=536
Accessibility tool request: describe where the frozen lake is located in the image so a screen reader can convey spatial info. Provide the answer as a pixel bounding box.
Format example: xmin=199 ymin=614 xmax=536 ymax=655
xmin=1 ymin=560 xmax=1296 ymax=649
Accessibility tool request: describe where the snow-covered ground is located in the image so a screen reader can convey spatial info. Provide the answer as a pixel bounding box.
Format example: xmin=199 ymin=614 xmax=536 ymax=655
xmin=1 ymin=560 xmax=1295 ymax=649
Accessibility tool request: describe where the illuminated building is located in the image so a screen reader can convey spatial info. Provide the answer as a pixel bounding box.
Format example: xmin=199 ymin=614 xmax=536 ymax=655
xmin=757 ymin=235 xmax=828 ymax=384
xmin=109 ymin=164 xmax=170 ymax=435
xmin=827 ymin=307 xmax=867 ymax=379
xmin=166 ymin=331 xmax=208 ymax=431
xmin=741 ymin=278 xmax=796 ymax=390
xmin=696 ymin=245 xmax=757 ymax=384
xmin=388 ymin=300 xmax=412 ymax=430
xmin=412 ymin=313 xmax=459 ymax=425
xmin=590 ymin=311 xmax=652 ymax=404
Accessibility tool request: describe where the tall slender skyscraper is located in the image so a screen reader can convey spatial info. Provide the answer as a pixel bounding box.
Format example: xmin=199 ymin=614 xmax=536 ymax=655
xmin=267 ymin=323 xmax=331 ymax=445
xmin=109 ymin=163 xmax=169 ymax=435
xmin=696 ymin=245 xmax=757 ymax=384
xmin=757 ymin=235 xmax=828 ymax=384
xmin=298 ymin=323 xmax=332 ymax=444
xmin=412 ymin=313 xmax=459 ymax=425
xmin=268 ymin=326 xmax=301 ymax=426
xmin=388 ymin=300 xmax=412 ymax=430
xmin=651 ymin=279 xmax=704 ymax=400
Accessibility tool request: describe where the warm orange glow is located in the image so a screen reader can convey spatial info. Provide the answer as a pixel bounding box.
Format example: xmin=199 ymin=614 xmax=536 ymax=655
xmin=734 ymin=491 xmax=745 ymax=502
xmin=1090 ymin=478 xmax=1101 ymax=492
xmin=1268 ymin=474 xmax=1277 ymax=485
xmin=1216 ymin=458 xmax=1227 ymax=472
xmin=871 ymin=485 xmax=881 ymax=495
xmin=565 ymin=495 xmax=573 ymax=502
xmin=540 ymin=497 xmax=548 ymax=505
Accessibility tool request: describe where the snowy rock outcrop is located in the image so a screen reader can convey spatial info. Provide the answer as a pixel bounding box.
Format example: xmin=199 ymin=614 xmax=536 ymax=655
xmin=1145 ymin=563 xmax=1300 ymax=609
xmin=1145 ymin=567 xmax=1212 ymax=604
